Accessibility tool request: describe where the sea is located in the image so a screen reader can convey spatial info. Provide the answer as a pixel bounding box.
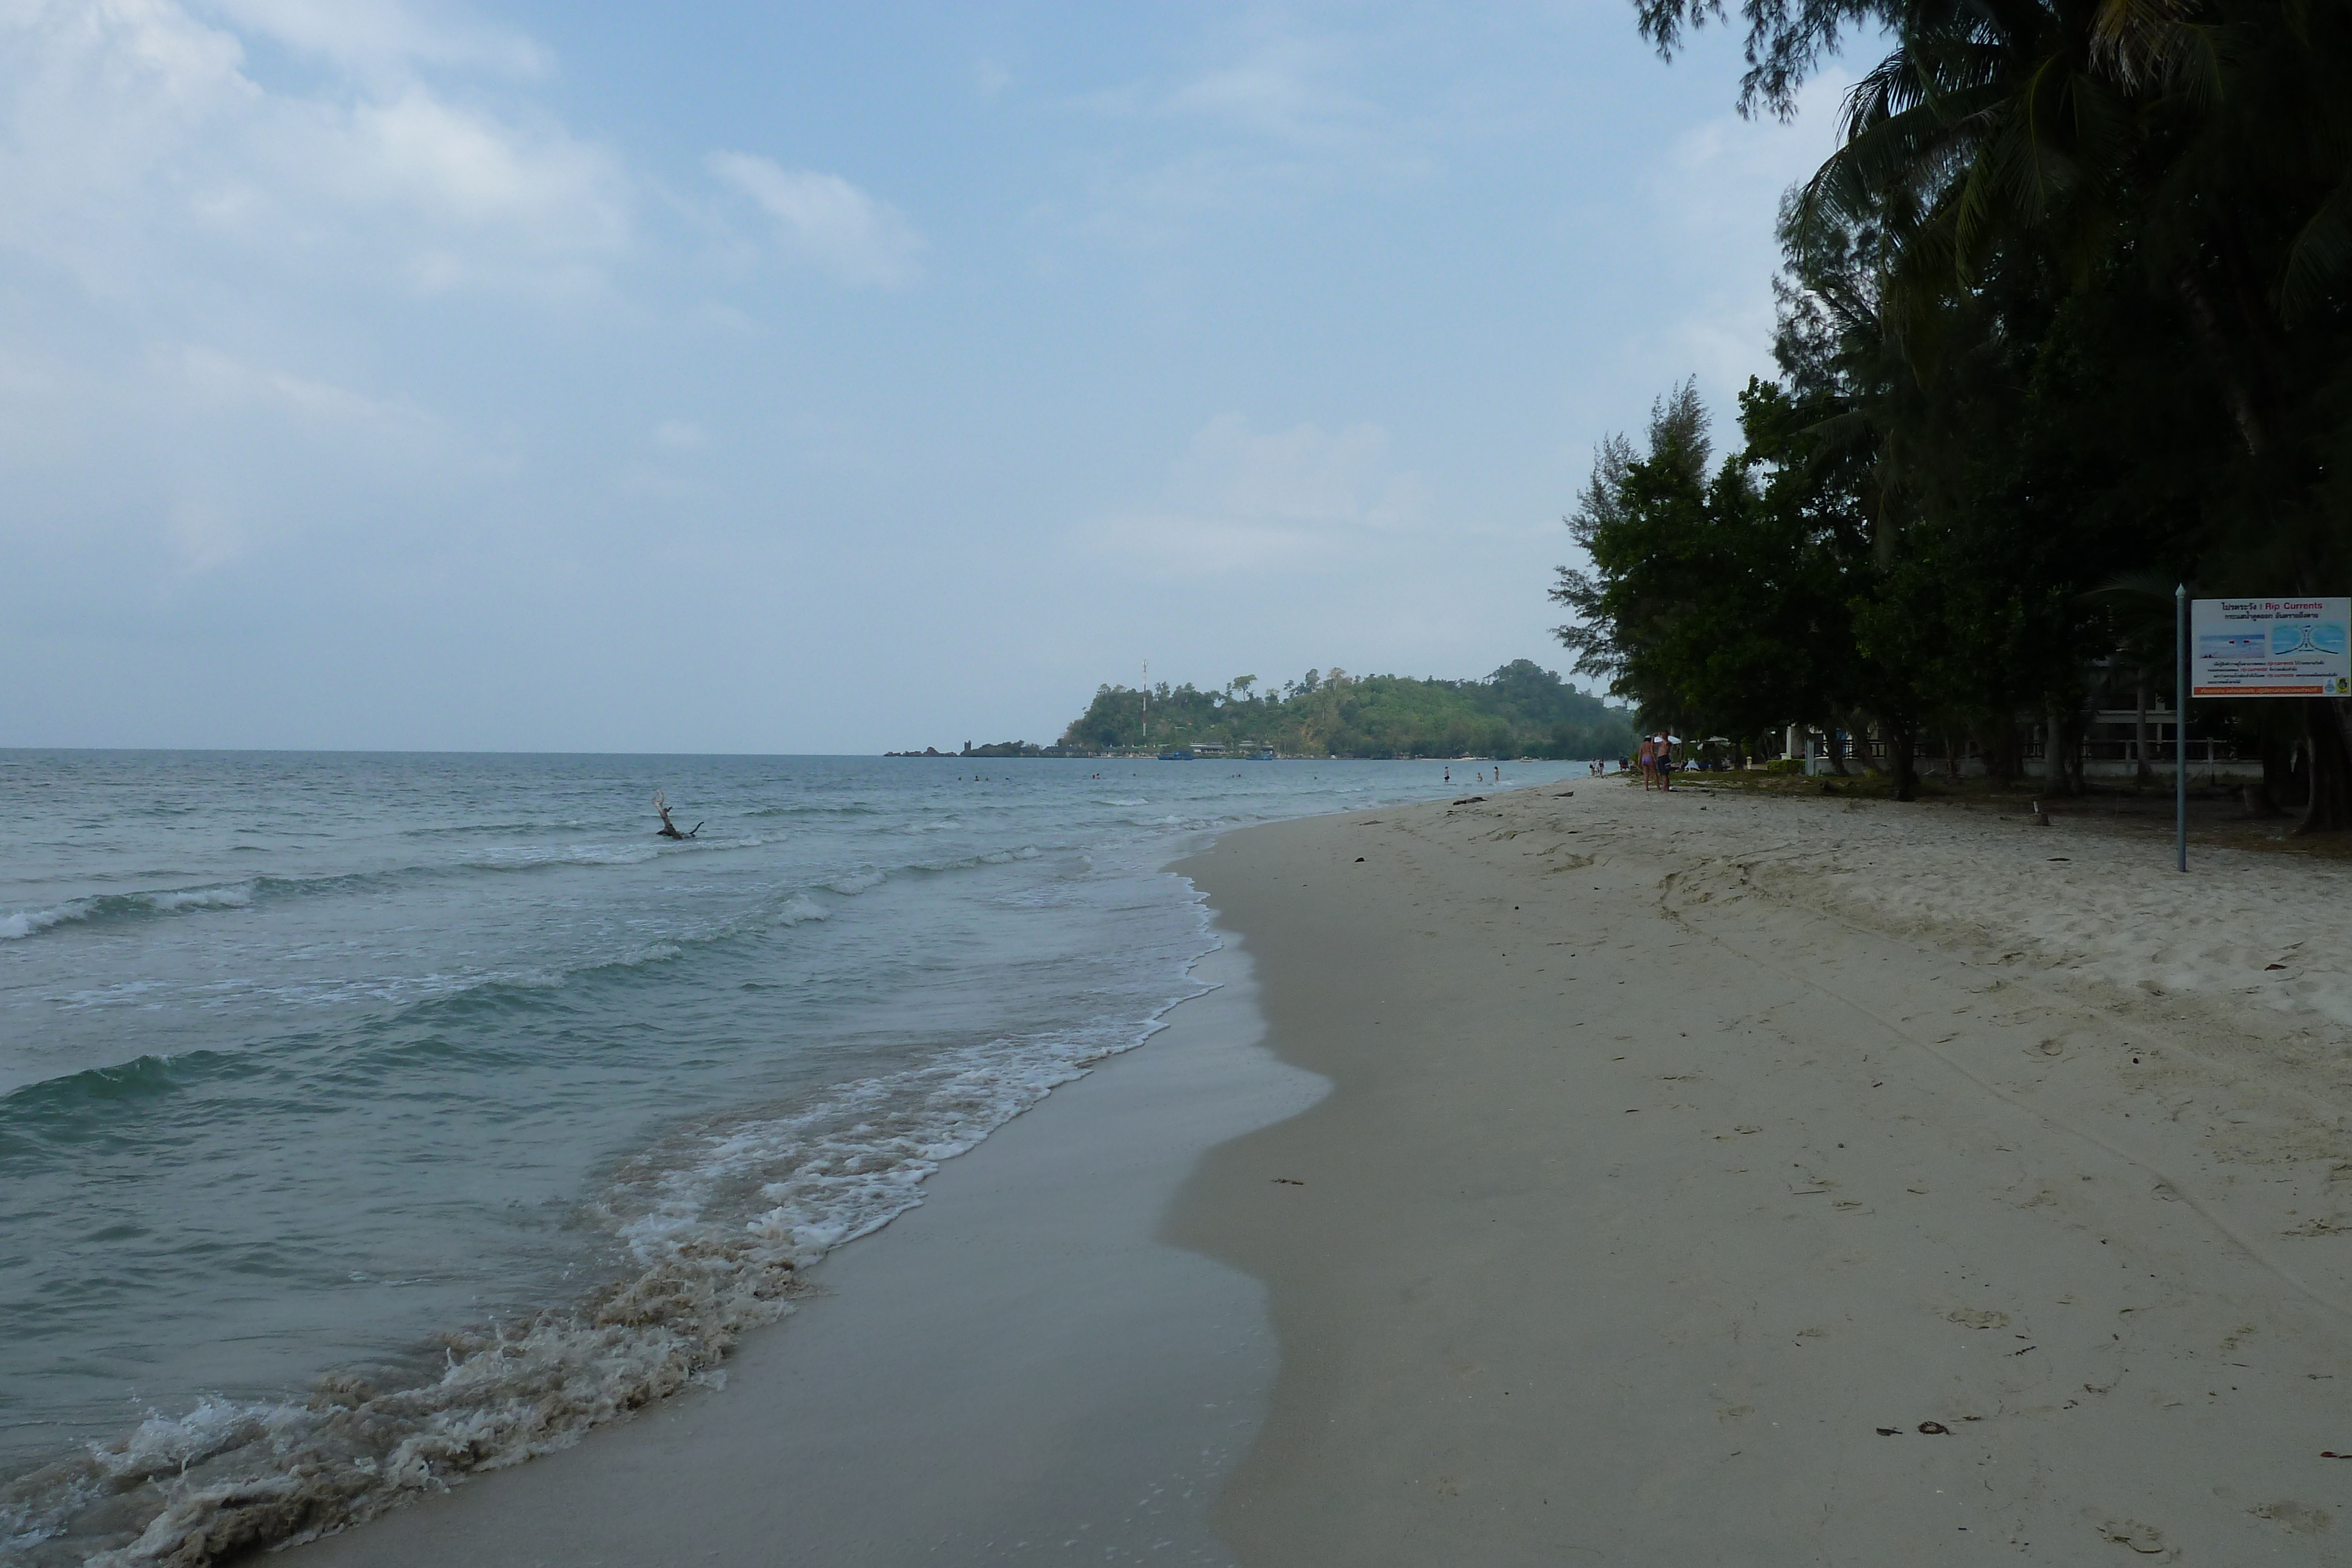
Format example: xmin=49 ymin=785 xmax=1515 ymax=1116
xmin=0 ymin=749 xmax=1583 ymax=1565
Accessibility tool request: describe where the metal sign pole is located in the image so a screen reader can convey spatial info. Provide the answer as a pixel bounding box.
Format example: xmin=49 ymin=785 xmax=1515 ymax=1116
xmin=2175 ymin=584 xmax=2188 ymax=872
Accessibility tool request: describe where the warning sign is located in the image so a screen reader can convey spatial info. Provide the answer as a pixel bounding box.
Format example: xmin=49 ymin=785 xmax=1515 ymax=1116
xmin=2191 ymin=597 xmax=2351 ymax=697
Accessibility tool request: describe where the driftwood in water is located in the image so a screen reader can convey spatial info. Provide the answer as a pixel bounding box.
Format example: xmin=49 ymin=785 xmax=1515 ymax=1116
xmin=653 ymin=791 xmax=703 ymax=840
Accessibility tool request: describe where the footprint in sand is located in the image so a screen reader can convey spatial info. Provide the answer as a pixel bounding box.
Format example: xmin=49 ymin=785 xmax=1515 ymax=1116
xmin=1947 ymin=1308 xmax=2010 ymax=1329
xmin=2251 ymin=1500 xmax=2331 ymax=1535
xmin=2100 ymin=1519 xmax=2166 ymax=1553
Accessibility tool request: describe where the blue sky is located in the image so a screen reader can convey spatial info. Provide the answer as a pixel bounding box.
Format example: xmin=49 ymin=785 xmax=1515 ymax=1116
xmin=0 ymin=1 xmax=1846 ymax=753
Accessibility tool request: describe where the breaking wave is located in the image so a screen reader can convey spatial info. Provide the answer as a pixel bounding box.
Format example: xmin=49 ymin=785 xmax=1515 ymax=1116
xmin=0 ymin=991 xmax=1211 ymax=1568
xmin=0 ymin=885 xmax=256 ymax=941
xmin=0 ymin=837 xmax=782 ymax=944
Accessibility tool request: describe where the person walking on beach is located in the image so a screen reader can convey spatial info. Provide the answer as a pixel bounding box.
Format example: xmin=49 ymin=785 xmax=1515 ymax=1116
xmin=1636 ymin=737 xmax=1655 ymax=789
xmin=1656 ymin=735 xmax=1673 ymax=791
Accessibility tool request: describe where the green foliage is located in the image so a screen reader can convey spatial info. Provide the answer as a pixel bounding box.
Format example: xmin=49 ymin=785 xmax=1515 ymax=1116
xmin=1057 ymin=661 xmax=1635 ymax=759
xmin=1552 ymin=379 xmax=1859 ymax=748
xmin=1573 ymin=0 xmax=2352 ymax=818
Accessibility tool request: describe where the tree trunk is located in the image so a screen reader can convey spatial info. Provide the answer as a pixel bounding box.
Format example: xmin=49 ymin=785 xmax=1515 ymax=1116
xmin=2134 ymin=680 xmax=2153 ymax=787
xmin=1983 ymin=720 xmax=2019 ymax=787
xmin=1889 ymin=717 xmax=1920 ymax=801
xmin=2297 ymin=697 xmax=2352 ymax=834
xmin=2258 ymin=731 xmax=2297 ymax=810
xmin=2043 ymin=706 xmax=2075 ymax=797
xmin=2174 ymin=265 xmax=2268 ymax=458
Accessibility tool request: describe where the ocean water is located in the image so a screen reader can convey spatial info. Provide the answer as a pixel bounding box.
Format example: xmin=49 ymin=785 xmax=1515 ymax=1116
xmin=0 ymin=750 xmax=1582 ymax=1565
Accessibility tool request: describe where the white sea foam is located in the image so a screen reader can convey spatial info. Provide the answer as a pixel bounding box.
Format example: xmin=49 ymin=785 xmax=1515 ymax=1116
xmin=776 ymin=895 xmax=830 ymax=925
xmin=4 ymin=1261 xmax=803 ymax=1567
xmin=444 ymin=836 xmax=787 ymax=872
xmin=0 ymin=900 xmax=90 ymax=940
xmin=826 ymin=869 xmax=887 ymax=895
xmin=604 ymin=1020 xmax=1162 ymax=1269
xmin=139 ymin=885 xmax=253 ymax=914
xmin=3 ymin=971 xmax=1216 ymax=1568
xmin=0 ymin=883 xmax=253 ymax=939
xmin=461 ymin=844 xmax=662 ymax=870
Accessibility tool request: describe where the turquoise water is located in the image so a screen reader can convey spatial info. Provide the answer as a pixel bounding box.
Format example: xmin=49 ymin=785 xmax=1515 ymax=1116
xmin=0 ymin=750 xmax=1579 ymax=1564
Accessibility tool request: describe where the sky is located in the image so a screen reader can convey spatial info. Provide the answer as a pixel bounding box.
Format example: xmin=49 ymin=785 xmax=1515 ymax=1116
xmin=0 ymin=1 xmax=1849 ymax=754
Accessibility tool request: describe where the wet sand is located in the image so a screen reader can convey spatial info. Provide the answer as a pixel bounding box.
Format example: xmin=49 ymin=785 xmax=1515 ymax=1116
xmin=283 ymin=941 xmax=1320 ymax=1567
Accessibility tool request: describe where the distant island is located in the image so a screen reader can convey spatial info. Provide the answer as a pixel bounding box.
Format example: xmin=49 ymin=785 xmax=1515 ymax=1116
xmin=890 ymin=660 xmax=1635 ymax=760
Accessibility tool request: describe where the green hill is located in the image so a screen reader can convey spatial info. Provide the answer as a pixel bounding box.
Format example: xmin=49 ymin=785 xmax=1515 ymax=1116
xmin=1058 ymin=660 xmax=1635 ymax=759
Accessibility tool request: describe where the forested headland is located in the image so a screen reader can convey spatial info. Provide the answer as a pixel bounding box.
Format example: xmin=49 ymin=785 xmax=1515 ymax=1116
xmin=1058 ymin=660 xmax=1635 ymax=758
xmin=1555 ymin=0 xmax=2352 ymax=825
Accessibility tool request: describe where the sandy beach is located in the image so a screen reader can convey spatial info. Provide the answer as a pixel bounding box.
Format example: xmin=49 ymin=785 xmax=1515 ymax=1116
xmin=1171 ymin=780 xmax=2352 ymax=1563
xmin=277 ymin=777 xmax=2352 ymax=1566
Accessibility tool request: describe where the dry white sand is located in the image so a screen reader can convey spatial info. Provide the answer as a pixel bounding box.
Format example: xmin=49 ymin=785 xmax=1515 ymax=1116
xmin=1168 ymin=779 xmax=2352 ymax=1563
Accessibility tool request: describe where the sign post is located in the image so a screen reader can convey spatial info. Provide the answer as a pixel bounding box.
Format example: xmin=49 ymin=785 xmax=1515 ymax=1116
xmin=2175 ymin=586 xmax=2187 ymax=872
xmin=2177 ymin=593 xmax=2351 ymax=870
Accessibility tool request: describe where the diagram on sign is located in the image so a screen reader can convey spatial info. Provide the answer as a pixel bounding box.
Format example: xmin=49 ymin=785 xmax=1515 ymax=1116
xmin=2272 ymin=621 xmax=2348 ymax=657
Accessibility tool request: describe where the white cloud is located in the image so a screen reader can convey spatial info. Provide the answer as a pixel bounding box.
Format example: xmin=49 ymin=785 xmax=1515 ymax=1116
xmin=1637 ymin=70 xmax=1850 ymax=399
xmin=1057 ymin=23 xmax=1436 ymax=256
xmin=155 ymin=343 xmax=446 ymax=573
xmin=1084 ymin=414 xmax=1428 ymax=577
xmin=323 ymin=89 xmax=627 ymax=273
xmin=653 ymin=417 xmax=706 ymax=449
xmin=168 ymin=343 xmax=437 ymax=433
xmin=0 ymin=333 xmax=449 ymax=589
xmin=1167 ymin=31 xmax=1370 ymax=146
xmin=1658 ymin=71 xmax=1849 ymax=245
xmin=199 ymin=0 xmax=546 ymax=78
xmin=1173 ymin=413 xmax=1414 ymax=523
xmin=708 ymin=152 xmax=923 ymax=288
xmin=0 ymin=0 xmax=629 ymax=297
